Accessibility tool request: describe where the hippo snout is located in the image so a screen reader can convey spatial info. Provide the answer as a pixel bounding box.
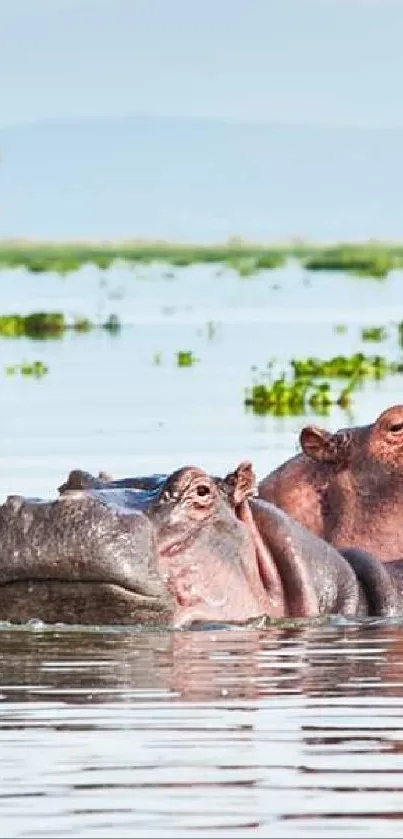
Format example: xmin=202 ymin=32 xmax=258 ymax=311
xmin=0 ymin=493 xmax=174 ymax=624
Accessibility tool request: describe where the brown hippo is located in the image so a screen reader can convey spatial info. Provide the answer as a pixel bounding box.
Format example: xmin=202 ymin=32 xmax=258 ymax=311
xmin=258 ymin=404 xmax=403 ymax=563
xmin=222 ymin=463 xmax=402 ymax=620
xmin=58 ymin=463 xmax=403 ymax=620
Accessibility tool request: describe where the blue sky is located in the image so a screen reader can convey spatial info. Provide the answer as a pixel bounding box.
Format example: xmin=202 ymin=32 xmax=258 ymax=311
xmin=2 ymin=0 xmax=403 ymax=240
xmin=2 ymin=0 xmax=403 ymax=129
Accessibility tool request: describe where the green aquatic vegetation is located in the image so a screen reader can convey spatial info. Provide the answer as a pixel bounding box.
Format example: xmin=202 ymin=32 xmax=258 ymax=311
xmin=2 ymin=238 xmax=402 ymax=278
xmin=244 ymin=349 xmax=400 ymax=416
xmin=361 ymin=326 xmax=388 ymax=342
xmin=244 ymin=375 xmax=356 ymax=417
xmin=0 ymin=312 xmax=121 ymax=338
xmin=336 ymin=371 xmax=363 ymax=409
xmin=5 ymin=360 xmax=49 ymax=378
xmin=302 ymin=245 xmax=395 ymax=278
xmin=230 ymin=257 xmax=258 ymax=277
xmin=24 ymin=312 xmax=65 ymax=336
xmin=0 ymin=312 xmax=65 ymax=338
xmin=334 ymin=323 xmax=348 ymax=334
xmin=73 ymin=317 xmax=93 ymax=333
xmin=0 ymin=315 xmax=24 ymax=337
xmin=153 ymin=352 xmax=163 ymax=365
xmin=93 ymin=254 xmax=114 ymax=271
xmin=254 ymin=252 xmax=286 ymax=271
xmin=290 ymin=353 xmax=391 ymax=380
xmin=176 ymin=351 xmax=198 ymax=367
xmin=397 ymin=321 xmax=403 ymax=349
xmin=102 ymin=314 xmax=121 ymax=334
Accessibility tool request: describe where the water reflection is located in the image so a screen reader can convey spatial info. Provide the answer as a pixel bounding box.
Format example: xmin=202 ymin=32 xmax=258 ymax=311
xmin=1 ymin=623 xmax=403 ymax=836
xmin=0 ymin=620 xmax=401 ymax=705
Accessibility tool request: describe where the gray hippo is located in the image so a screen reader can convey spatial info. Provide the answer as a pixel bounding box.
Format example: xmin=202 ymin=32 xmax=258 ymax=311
xmin=58 ymin=469 xmax=166 ymax=495
xmin=57 ymin=463 xmax=403 ymax=622
xmin=0 ymin=493 xmax=173 ymax=626
xmin=258 ymin=404 xmax=403 ymax=563
xmin=0 ymin=467 xmax=280 ymax=627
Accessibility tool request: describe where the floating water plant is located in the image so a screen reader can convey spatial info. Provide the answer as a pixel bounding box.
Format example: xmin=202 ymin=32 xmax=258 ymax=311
xmin=245 ymin=351 xmax=401 ymax=416
xmin=244 ymin=376 xmax=355 ymax=417
xmin=176 ymin=351 xmax=198 ymax=367
xmin=0 ymin=312 xmax=121 ymax=339
xmin=361 ymin=326 xmax=387 ymax=342
xmin=0 ymin=312 xmax=65 ymax=337
xmin=73 ymin=317 xmax=93 ymax=333
xmin=397 ymin=321 xmax=403 ymax=349
xmin=302 ymin=245 xmax=395 ymax=279
xmin=5 ymin=360 xmax=49 ymax=378
xmin=102 ymin=314 xmax=121 ymax=334
xmin=290 ymin=353 xmax=391 ymax=380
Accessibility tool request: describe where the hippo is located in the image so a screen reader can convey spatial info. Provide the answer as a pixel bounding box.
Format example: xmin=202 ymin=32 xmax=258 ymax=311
xmin=0 ymin=492 xmax=174 ymax=626
xmin=222 ymin=462 xmax=402 ymax=620
xmin=58 ymin=469 xmax=167 ymax=495
xmin=0 ymin=466 xmax=281 ymax=627
xmin=58 ymin=463 xmax=403 ymax=621
xmin=258 ymin=404 xmax=403 ymax=563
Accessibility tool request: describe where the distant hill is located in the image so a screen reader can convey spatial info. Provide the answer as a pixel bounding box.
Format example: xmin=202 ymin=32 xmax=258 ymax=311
xmin=1 ymin=115 xmax=403 ymax=240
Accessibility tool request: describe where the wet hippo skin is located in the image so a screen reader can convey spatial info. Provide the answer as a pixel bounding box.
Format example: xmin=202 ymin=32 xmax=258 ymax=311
xmin=259 ymin=405 xmax=403 ymax=562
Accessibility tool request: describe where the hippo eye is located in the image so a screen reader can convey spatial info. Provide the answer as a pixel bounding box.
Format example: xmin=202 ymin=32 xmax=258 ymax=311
xmin=389 ymin=421 xmax=403 ymax=433
xmin=196 ymin=483 xmax=211 ymax=497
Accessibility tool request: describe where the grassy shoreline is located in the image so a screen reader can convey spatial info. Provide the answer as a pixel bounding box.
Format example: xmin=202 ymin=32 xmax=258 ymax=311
xmin=1 ymin=238 xmax=403 ymax=277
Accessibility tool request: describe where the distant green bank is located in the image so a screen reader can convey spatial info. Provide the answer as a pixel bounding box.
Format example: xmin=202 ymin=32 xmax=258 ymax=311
xmin=1 ymin=239 xmax=403 ymax=278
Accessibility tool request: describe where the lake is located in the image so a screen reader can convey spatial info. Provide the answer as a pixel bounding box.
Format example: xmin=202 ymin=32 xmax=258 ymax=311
xmin=1 ymin=261 xmax=403 ymax=837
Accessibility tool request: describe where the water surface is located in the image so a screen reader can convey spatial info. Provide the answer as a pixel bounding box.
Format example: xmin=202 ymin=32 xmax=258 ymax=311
xmin=1 ymin=622 xmax=403 ymax=838
xmin=0 ymin=260 xmax=402 ymax=498
xmin=1 ymin=263 xmax=403 ymax=836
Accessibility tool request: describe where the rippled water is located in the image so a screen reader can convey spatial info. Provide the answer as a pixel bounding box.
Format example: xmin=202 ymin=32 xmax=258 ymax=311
xmin=1 ymin=263 xmax=403 ymax=836
xmin=2 ymin=622 xmax=403 ymax=838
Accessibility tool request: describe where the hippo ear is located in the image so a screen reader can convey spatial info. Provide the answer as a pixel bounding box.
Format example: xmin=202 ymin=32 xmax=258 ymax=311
xmin=58 ymin=470 xmax=88 ymax=494
xmin=98 ymin=471 xmax=114 ymax=482
xmin=58 ymin=469 xmax=100 ymax=495
xmin=300 ymin=426 xmax=337 ymax=463
xmin=223 ymin=462 xmax=257 ymax=506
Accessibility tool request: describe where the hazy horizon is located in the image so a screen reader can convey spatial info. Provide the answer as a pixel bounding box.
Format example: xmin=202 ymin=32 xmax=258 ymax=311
xmin=2 ymin=0 xmax=403 ymax=241
xmin=2 ymin=115 xmax=403 ymax=242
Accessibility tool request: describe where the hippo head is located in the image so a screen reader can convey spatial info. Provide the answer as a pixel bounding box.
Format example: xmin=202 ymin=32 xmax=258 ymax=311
xmin=0 ymin=491 xmax=175 ymax=626
xmin=2 ymin=462 xmax=289 ymax=628
xmin=300 ymin=404 xmax=403 ymax=472
xmin=58 ymin=470 xmax=108 ymax=493
xmin=259 ymin=404 xmax=403 ymax=561
xmin=147 ymin=463 xmax=285 ymax=626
